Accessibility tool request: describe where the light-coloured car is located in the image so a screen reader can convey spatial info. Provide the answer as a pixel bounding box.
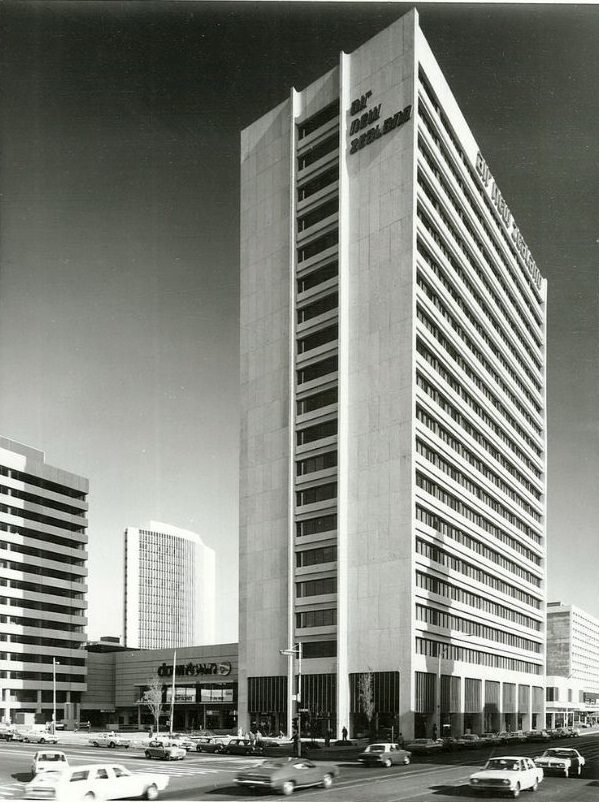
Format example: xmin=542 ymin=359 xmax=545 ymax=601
xmin=89 ymin=734 xmax=131 ymax=749
xmin=23 ymin=763 xmax=169 ymax=801
xmin=31 ymin=750 xmax=68 ymax=776
xmin=23 ymin=731 xmax=59 ymax=745
xmin=357 ymin=743 xmax=411 ymax=767
xmin=404 ymin=738 xmax=444 ymax=753
xmin=534 ymin=747 xmax=585 ymax=777
xmin=470 ymin=756 xmax=543 ymax=797
xmin=235 ymin=758 xmax=339 ymax=796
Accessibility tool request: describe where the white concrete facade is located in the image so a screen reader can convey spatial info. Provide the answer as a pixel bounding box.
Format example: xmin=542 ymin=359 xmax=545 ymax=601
xmin=0 ymin=437 xmax=89 ymax=725
xmin=123 ymin=522 xmax=215 ymax=649
xmin=239 ymin=9 xmax=547 ymax=740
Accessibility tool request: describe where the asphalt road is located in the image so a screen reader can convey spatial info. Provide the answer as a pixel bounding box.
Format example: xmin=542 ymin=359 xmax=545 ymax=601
xmin=0 ymin=734 xmax=598 ymax=801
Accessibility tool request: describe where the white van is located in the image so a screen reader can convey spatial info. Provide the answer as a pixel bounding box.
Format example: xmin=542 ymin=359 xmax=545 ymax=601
xmin=31 ymin=750 xmax=69 ymax=777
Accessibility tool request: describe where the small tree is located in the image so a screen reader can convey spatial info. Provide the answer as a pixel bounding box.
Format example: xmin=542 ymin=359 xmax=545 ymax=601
xmin=358 ymin=670 xmax=376 ymax=737
xmin=142 ymin=676 xmax=164 ymax=735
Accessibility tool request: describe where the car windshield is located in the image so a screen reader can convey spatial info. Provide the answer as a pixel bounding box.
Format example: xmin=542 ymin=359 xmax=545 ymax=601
xmin=367 ymin=745 xmax=385 ymax=752
xmin=485 ymin=759 xmax=520 ymax=771
xmin=545 ymin=750 xmax=572 ymax=757
xmin=261 ymin=760 xmax=285 ymax=768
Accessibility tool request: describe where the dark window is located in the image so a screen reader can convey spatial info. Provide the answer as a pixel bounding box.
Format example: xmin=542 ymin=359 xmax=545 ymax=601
xmin=297 ymin=261 xmax=338 ymax=294
xmin=296 ymin=545 xmax=337 ymax=567
xmin=297 ymin=325 xmax=338 ymax=355
xmin=298 ymin=232 xmax=338 ymax=264
xmin=296 ymin=609 xmax=337 ymax=628
xmin=297 ymin=356 xmax=338 ymax=384
xmin=297 ymin=293 xmax=338 ymax=323
xmin=296 ymin=514 xmax=337 ymax=537
xmin=297 ymin=388 xmax=337 ymax=416
xmin=297 ymin=577 xmax=337 ymax=597
xmin=297 ymin=451 xmax=337 ymax=476
xmin=302 ymin=640 xmax=337 ymax=659
xmin=297 ymin=420 xmax=337 ymax=446
xmin=297 ymin=101 xmax=339 ymax=139
xmin=296 ymin=482 xmax=337 ymax=506
xmin=298 ymin=167 xmax=338 ymax=202
xmin=298 ymin=199 xmax=338 ymax=232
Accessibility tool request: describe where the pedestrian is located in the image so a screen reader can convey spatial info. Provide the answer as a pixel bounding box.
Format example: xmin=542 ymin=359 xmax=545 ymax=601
xmin=292 ymin=730 xmax=299 ymax=757
xmin=325 ymin=729 xmax=331 ymax=747
xmin=342 ymin=725 xmax=348 ymax=742
xmin=432 ymin=724 xmax=438 ymax=741
xmin=397 ymin=731 xmax=404 ymax=748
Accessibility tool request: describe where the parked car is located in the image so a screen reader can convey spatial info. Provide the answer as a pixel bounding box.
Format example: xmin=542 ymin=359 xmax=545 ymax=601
xmin=534 ymin=747 xmax=585 ymax=777
xmin=195 ymin=736 xmax=229 ymax=753
xmin=23 ymin=731 xmax=59 ymax=745
xmin=31 ymin=750 xmax=68 ymax=777
xmin=481 ymin=732 xmax=502 ymax=746
xmin=89 ymin=733 xmax=131 ymax=749
xmin=357 ymin=743 xmax=411 ymax=767
xmin=23 ymin=763 xmax=169 ymax=800
xmin=145 ymin=742 xmax=186 ymax=761
xmin=567 ymin=727 xmax=580 ymax=738
xmin=457 ymin=734 xmax=482 ymax=748
xmin=235 ymin=757 xmax=339 ymax=796
xmin=525 ymin=730 xmax=551 ymax=743
xmin=0 ymin=728 xmax=25 ymax=742
xmin=224 ymin=738 xmax=265 ymax=756
xmin=404 ymin=738 xmax=444 ymax=753
xmin=469 ymin=756 xmax=543 ymax=797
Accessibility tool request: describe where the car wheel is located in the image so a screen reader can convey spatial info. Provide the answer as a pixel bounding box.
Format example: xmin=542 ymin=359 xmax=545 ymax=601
xmin=281 ymin=780 xmax=295 ymax=796
xmin=403 ymin=756 xmax=410 ymax=765
xmin=383 ymin=759 xmax=392 ymax=768
xmin=322 ymin=773 xmax=334 ymax=789
xmin=83 ymin=794 xmax=96 ymax=802
xmin=512 ymin=783 xmax=521 ymax=798
xmin=109 ymin=741 xmax=116 ymax=748
xmin=529 ymin=779 xmax=538 ymax=792
xmin=92 ymin=741 xmax=99 ymax=747
xmin=145 ymin=751 xmax=152 ymax=759
xmin=196 ymin=745 xmax=202 ymax=752
xmin=39 ymin=738 xmax=45 ymax=744
xmin=145 ymin=784 xmax=159 ymax=801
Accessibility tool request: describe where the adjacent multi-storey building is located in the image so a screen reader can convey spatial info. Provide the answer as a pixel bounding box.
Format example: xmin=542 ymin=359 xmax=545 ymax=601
xmin=0 ymin=437 xmax=88 ymax=725
xmin=545 ymin=602 xmax=599 ymax=727
xmin=123 ymin=522 xmax=215 ymax=650
xmin=239 ymin=8 xmax=547 ymax=740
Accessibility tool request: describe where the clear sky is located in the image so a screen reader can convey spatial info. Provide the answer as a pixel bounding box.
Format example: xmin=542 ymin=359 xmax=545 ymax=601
xmin=0 ymin=2 xmax=597 ymax=641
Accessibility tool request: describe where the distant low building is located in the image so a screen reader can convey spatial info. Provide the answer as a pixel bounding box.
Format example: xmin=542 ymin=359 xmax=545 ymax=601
xmin=123 ymin=521 xmax=215 ymax=649
xmin=545 ymin=602 xmax=599 ymax=727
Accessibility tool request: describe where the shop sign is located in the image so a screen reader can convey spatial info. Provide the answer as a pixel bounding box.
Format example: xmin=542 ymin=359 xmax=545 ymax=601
xmin=348 ymin=90 xmax=412 ymax=155
xmin=157 ymin=661 xmax=232 ymax=678
xmin=475 ymin=152 xmax=542 ymax=289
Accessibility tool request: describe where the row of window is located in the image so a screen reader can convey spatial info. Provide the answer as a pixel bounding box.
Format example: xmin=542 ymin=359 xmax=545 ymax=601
xmin=296 ymin=545 xmax=337 ymax=568
xmin=0 ymin=539 xmax=86 ymax=568
xmin=416 ymin=637 xmax=543 ymax=675
xmin=0 ymin=521 xmax=86 ymax=553
xmin=0 ymin=633 xmax=83 ymax=648
xmin=417 ymin=351 xmax=542 ymax=479
xmin=0 ymin=483 xmax=85 ymax=518
xmin=0 ymin=466 xmax=87 ymax=501
xmin=417 ymin=271 xmax=542 ymax=427
xmin=0 ymin=503 xmax=85 ymax=534
xmin=297 ymin=101 xmax=339 ymax=141
xmin=297 ymin=450 xmax=337 ymax=477
xmin=297 ymin=289 xmax=338 ymax=321
xmin=416 ymin=404 xmax=540 ymax=504
xmin=296 ymin=608 xmax=337 ymax=628
xmin=296 ymin=577 xmax=337 ymax=598
xmin=1 ymin=577 xmax=84 ymax=601
xmin=417 ymin=240 xmax=541 ymax=404
xmin=297 ymin=231 xmax=339 ymax=264
xmin=416 ymin=604 xmax=542 ymax=653
xmin=296 ymin=482 xmax=337 ymax=507
xmin=415 ymin=505 xmax=541 ymax=582
xmin=416 ymin=571 xmax=541 ymax=631
xmin=418 ymin=74 xmax=543 ymax=317
xmin=417 ymin=214 xmax=542 ymax=396
xmin=297 ymin=167 xmax=338 ymax=204
xmin=415 ymin=536 xmax=541 ymax=609
xmin=297 ymin=355 xmax=338 ymax=385
xmin=296 ymin=514 xmax=337 ymax=538
xmin=416 ymin=438 xmax=541 ymax=536
xmin=417 ymin=125 xmax=543 ymax=344
xmin=297 ymin=387 xmax=337 ymax=417
xmin=0 ymin=613 xmax=84 ymax=632
xmin=417 ymin=300 xmax=542 ymax=454
xmin=298 ymin=199 xmax=338 ymax=233
xmin=0 ymin=558 xmax=87 ymax=584
xmin=0 ymin=595 xmax=85 ymax=616
xmin=297 ymin=324 xmax=338 ymax=355
xmin=297 ymin=133 xmax=338 ymax=171
xmin=297 ymin=418 xmax=337 ymax=447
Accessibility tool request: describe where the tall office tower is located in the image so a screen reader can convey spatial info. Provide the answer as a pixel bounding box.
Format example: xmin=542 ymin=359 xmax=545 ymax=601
xmin=0 ymin=437 xmax=88 ymax=725
xmin=123 ymin=522 xmax=215 ymax=649
xmin=546 ymin=603 xmax=599 ymax=694
xmin=239 ymin=9 xmax=547 ymax=740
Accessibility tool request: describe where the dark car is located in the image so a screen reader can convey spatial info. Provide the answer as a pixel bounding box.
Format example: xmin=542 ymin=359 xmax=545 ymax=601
xmin=225 ymin=738 xmax=265 ymax=756
xmin=357 ymin=743 xmax=411 ymax=767
xmin=195 ymin=736 xmax=229 ymax=753
xmin=144 ymin=742 xmax=186 ymax=761
xmin=235 ymin=757 xmax=339 ymax=796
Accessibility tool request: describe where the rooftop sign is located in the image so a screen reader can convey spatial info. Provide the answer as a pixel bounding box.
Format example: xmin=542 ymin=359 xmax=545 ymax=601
xmin=475 ymin=153 xmax=542 ymax=290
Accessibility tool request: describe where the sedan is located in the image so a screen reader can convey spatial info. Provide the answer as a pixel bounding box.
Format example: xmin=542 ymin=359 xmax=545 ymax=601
xmin=534 ymin=748 xmax=585 ymax=777
xmin=195 ymin=736 xmax=229 ymax=753
xmin=357 ymin=743 xmax=411 ymax=767
xmin=235 ymin=758 xmax=339 ymax=796
xmin=469 ymin=756 xmax=543 ymax=798
xmin=24 ymin=763 xmax=169 ymax=801
xmin=224 ymin=738 xmax=265 ymax=756
xmin=145 ymin=742 xmax=186 ymax=761
xmin=23 ymin=732 xmax=59 ymax=745
xmin=404 ymin=738 xmax=444 ymax=753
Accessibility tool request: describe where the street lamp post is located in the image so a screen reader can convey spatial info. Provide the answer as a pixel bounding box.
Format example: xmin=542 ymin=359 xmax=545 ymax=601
xmin=280 ymin=643 xmax=303 ymax=757
xmin=52 ymin=658 xmax=60 ymax=735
